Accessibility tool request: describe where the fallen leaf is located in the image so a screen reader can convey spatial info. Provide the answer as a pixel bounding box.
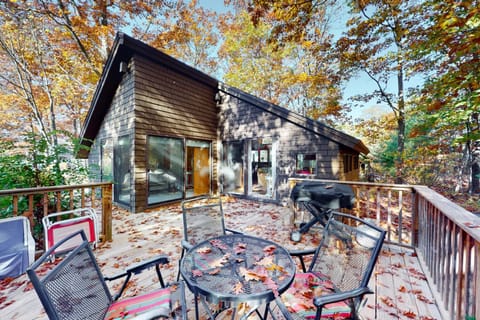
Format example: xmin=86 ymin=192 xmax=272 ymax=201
xmin=263 ymin=245 xmax=276 ymax=255
xmin=417 ymin=294 xmax=434 ymax=304
xmin=233 ymin=282 xmax=243 ymax=294
xmin=196 ymin=246 xmax=212 ymax=254
xmin=210 ymin=239 xmax=228 ymax=250
xmin=380 ymin=296 xmax=395 ymax=307
xmin=402 ymin=310 xmax=417 ymax=318
xmin=256 ymin=256 xmax=273 ymax=266
xmin=209 ymin=268 xmax=221 ymax=275
xmin=192 ymin=269 xmax=203 ymax=277
xmin=239 ymin=267 xmax=267 ymax=281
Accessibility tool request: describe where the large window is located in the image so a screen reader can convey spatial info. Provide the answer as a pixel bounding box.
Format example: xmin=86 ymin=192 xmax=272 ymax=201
xmin=100 ymin=139 xmax=112 ymax=182
xmin=113 ymin=136 xmax=131 ymax=205
xmin=222 ymin=141 xmax=244 ymax=193
xmin=296 ymin=153 xmax=316 ymax=175
xmin=147 ymin=136 xmax=184 ymax=204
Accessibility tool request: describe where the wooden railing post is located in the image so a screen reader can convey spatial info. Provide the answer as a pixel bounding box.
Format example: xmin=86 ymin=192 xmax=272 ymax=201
xmin=411 ymin=190 xmax=419 ymax=247
xmin=101 ymin=184 xmax=113 ymax=242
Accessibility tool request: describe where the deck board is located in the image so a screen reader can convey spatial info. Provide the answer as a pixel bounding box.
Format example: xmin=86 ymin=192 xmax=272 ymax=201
xmin=1 ymin=198 xmax=446 ymax=319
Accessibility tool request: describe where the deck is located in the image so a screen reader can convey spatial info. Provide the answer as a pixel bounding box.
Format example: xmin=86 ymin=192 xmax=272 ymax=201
xmin=0 ymin=197 xmax=446 ymax=319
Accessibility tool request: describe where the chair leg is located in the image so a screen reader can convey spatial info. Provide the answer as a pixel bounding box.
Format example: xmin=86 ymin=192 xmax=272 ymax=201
xmin=176 ymin=249 xmax=185 ymax=281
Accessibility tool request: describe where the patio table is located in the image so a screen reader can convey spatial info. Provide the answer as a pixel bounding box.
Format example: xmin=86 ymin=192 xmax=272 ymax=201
xmin=180 ymin=233 xmax=296 ymax=320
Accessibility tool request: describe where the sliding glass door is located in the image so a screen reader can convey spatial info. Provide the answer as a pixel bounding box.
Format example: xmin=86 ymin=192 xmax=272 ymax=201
xmin=147 ymin=136 xmax=184 ymax=205
xmin=147 ymin=137 xmax=211 ymax=205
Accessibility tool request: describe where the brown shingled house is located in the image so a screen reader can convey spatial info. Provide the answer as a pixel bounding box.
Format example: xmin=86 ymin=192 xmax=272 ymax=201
xmin=79 ymin=33 xmax=369 ymax=213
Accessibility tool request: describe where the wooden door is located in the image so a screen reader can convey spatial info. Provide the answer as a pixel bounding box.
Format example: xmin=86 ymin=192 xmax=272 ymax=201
xmin=193 ymin=147 xmax=210 ymax=195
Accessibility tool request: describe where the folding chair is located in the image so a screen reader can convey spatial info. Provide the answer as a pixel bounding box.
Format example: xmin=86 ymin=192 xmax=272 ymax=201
xmin=276 ymin=212 xmax=386 ymax=319
xmin=177 ymin=196 xmax=240 ymax=281
xmin=0 ymin=216 xmax=35 ymax=279
xmin=42 ymin=208 xmax=98 ymax=257
xmin=27 ymin=230 xmax=186 ymax=320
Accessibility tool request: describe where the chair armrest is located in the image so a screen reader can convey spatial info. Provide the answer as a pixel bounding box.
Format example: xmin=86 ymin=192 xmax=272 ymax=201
xmin=288 ymin=248 xmax=316 ymax=257
xmin=126 ymin=255 xmax=169 ymax=275
xmin=105 ymin=255 xmax=169 ymax=281
xmin=105 ymin=255 xmax=170 ymax=300
xmin=288 ymin=248 xmax=316 ymax=272
xmin=314 ymin=286 xmax=372 ymax=309
xmin=225 ymin=227 xmax=243 ymax=234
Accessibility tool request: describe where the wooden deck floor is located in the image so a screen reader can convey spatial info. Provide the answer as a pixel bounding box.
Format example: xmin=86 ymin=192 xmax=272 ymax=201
xmin=0 ymin=197 xmax=447 ymax=319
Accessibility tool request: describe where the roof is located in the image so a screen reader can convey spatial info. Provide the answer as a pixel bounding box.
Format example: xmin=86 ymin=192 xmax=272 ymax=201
xmin=78 ymin=32 xmax=368 ymax=157
xmin=218 ymin=83 xmax=369 ymax=155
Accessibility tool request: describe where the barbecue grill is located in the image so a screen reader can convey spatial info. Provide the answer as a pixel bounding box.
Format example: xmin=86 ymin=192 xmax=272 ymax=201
xmin=290 ymin=181 xmax=355 ymax=241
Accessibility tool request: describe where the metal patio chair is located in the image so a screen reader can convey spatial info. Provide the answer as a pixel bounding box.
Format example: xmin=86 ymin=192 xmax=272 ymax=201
xmin=27 ymin=230 xmax=186 ymax=320
xmin=276 ymin=212 xmax=386 ymax=319
xmin=177 ymin=195 xmax=241 ymax=281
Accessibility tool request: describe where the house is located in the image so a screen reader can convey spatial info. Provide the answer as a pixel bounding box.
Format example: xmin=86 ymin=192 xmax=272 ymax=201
xmin=79 ymin=33 xmax=369 ymax=213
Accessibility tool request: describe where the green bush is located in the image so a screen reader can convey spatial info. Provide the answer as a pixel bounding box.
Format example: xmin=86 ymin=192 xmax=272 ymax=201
xmin=0 ymin=132 xmax=90 ymax=220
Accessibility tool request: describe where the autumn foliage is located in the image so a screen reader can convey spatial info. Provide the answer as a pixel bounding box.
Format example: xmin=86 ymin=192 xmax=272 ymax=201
xmin=0 ymin=1 xmax=479 ymax=200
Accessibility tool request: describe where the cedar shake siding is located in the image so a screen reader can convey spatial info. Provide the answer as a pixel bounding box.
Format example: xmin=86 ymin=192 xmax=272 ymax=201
xmin=132 ymin=55 xmax=219 ymax=212
xmin=87 ymin=69 xmax=135 ymax=207
xmin=217 ymin=84 xmax=367 ymax=202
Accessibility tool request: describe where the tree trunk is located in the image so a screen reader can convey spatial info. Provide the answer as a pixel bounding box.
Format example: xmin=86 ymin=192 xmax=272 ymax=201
xmin=471 ymin=141 xmax=480 ymax=193
xmin=395 ymin=51 xmax=405 ymax=184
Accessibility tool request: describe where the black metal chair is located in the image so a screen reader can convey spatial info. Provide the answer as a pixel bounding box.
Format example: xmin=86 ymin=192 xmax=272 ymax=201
xmin=276 ymin=212 xmax=386 ymax=319
xmin=27 ymin=230 xmax=186 ymax=320
xmin=176 ymin=196 xmax=240 ymax=281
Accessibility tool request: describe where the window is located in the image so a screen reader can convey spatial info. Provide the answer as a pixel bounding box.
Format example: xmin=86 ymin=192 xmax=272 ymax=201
xmin=296 ymin=154 xmax=316 ymax=175
xmin=343 ymin=154 xmax=355 ymax=173
xmin=222 ymin=141 xmax=244 ymax=193
xmin=147 ymin=136 xmax=184 ymax=205
xmin=100 ymin=139 xmax=113 ymax=182
xmin=113 ymin=136 xmax=131 ymax=205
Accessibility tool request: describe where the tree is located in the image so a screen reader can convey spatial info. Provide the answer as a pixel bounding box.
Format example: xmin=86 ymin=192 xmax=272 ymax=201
xmin=0 ymin=0 xmax=221 ymax=190
xmin=221 ymin=1 xmax=348 ymax=124
xmin=335 ymin=0 xmax=423 ymax=184
xmin=408 ymin=0 xmax=480 ymax=192
xmin=141 ymin=0 xmax=221 ymax=77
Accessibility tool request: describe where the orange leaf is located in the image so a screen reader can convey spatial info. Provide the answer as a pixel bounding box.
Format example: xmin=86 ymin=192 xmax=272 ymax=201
xmin=233 ymin=282 xmax=243 ymax=294
xmin=196 ymin=246 xmax=212 ymax=254
xmin=209 ymin=268 xmax=221 ymax=275
xmin=402 ymin=310 xmax=417 ymax=318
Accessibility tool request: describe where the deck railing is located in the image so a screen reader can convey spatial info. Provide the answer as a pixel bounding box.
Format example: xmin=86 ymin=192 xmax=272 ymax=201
xmin=289 ymin=178 xmax=479 ymax=320
xmin=0 ymin=182 xmax=113 ymax=245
